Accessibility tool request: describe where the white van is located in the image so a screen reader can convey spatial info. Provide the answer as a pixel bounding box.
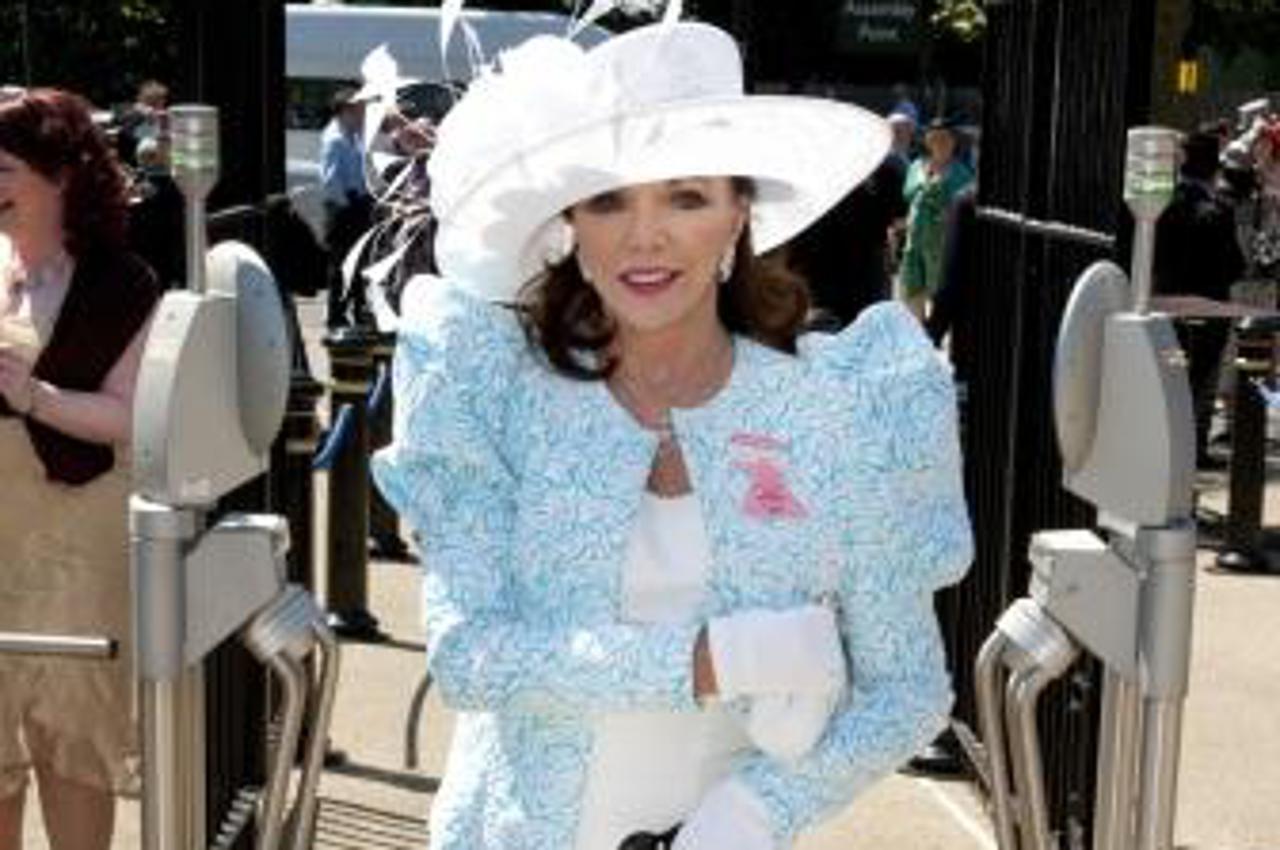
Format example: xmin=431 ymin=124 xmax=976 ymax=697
xmin=284 ymin=4 xmax=610 ymax=233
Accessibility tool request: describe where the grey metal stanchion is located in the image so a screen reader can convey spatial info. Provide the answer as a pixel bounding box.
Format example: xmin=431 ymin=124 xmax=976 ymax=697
xmin=133 ymin=104 xmax=339 ymax=850
xmin=974 ymin=127 xmax=1199 ymax=850
xmin=1217 ymin=317 xmax=1277 ymax=571
xmin=320 ymin=326 xmax=385 ymax=640
xmin=279 ymin=370 xmax=324 ymax=592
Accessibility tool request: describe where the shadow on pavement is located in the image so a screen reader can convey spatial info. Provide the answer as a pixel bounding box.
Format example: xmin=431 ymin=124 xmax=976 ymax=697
xmin=323 ymin=759 xmax=440 ymax=794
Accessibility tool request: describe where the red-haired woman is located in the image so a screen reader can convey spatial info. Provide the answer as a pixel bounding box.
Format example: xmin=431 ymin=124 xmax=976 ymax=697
xmin=0 ymin=87 xmax=160 ymax=850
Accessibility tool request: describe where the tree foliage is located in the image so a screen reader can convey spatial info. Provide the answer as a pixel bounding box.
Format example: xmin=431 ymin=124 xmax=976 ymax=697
xmin=930 ymin=0 xmax=986 ymax=43
xmin=0 ymin=0 xmax=179 ymax=110
xmin=1188 ymin=0 xmax=1280 ymax=59
xmin=1201 ymin=0 xmax=1277 ymax=11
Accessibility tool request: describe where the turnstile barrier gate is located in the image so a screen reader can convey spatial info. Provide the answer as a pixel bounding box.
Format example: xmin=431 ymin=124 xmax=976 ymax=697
xmin=131 ymin=105 xmax=338 ymax=850
xmin=975 ymin=127 xmax=1197 ymax=850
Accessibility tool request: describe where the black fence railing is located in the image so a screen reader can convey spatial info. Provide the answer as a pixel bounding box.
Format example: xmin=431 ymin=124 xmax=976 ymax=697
xmin=938 ymin=0 xmax=1157 ymax=846
xmin=199 ymin=192 xmax=325 ymax=850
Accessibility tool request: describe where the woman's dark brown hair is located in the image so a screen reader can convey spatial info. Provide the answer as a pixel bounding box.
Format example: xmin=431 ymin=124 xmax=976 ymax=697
xmin=518 ymin=178 xmax=809 ymax=380
xmin=0 ymin=87 xmax=130 ymax=257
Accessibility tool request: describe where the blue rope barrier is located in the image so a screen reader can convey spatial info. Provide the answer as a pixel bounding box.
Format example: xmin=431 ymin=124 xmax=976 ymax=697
xmin=367 ymin=362 xmax=392 ymax=419
xmin=313 ymin=403 xmax=356 ymax=471
xmin=1251 ymin=377 xmax=1280 ymax=410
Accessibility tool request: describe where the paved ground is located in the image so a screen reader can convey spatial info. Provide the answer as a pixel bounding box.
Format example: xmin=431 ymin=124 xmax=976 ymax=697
xmin=21 ymin=295 xmax=1280 ymax=849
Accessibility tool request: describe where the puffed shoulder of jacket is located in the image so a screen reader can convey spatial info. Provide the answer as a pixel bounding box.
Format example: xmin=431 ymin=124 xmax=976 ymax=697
xmin=800 ymin=301 xmax=957 ymax=470
xmin=381 ymin=276 xmax=527 ymax=473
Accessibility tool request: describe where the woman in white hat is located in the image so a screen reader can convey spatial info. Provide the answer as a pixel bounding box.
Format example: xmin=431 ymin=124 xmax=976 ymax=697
xmin=373 ymin=18 xmax=972 ymax=850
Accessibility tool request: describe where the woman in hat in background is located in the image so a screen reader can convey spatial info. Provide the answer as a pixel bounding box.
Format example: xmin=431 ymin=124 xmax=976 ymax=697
xmin=899 ymin=116 xmax=975 ymax=321
xmin=373 ymin=19 xmax=972 ymax=850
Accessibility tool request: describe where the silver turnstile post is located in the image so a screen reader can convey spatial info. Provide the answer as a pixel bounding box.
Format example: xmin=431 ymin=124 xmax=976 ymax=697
xmin=975 ymin=127 xmax=1198 ymax=850
xmin=132 ymin=104 xmax=339 ymax=850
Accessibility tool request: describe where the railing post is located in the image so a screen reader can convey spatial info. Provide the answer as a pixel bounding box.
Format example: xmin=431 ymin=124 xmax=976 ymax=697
xmin=275 ymin=372 xmax=324 ymax=592
xmin=1217 ymin=318 xmax=1274 ymax=571
xmin=321 ymin=327 xmax=384 ymax=640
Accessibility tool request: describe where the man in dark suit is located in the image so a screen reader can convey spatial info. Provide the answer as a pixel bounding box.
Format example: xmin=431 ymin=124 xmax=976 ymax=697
xmin=1154 ymin=129 xmax=1246 ymax=467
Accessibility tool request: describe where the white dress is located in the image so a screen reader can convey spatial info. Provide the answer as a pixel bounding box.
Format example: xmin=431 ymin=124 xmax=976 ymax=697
xmin=574 ymin=493 xmax=750 ymax=850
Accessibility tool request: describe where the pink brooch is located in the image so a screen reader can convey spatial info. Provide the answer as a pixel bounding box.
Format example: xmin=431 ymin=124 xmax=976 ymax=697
xmin=730 ymin=431 xmax=790 ymax=451
xmin=735 ymin=456 xmax=808 ymax=520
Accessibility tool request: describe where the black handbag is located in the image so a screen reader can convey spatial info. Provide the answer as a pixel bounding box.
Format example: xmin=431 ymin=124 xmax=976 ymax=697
xmin=618 ymin=824 xmax=681 ymax=850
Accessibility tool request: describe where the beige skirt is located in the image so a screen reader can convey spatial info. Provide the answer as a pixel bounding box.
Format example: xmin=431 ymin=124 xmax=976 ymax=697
xmin=0 ymin=419 xmax=138 ymax=798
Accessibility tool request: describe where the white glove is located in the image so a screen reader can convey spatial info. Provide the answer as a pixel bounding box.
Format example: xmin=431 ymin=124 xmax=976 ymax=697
xmin=707 ymin=604 xmax=845 ymax=698
xmin=673 ymin=778 xmax=775 ymax=850
xmin=746 ymin=690 xmax=840 ymax=761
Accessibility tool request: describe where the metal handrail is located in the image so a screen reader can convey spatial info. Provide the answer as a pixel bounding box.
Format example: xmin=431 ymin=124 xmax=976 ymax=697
xmin=0 ymin=631 xmax=116 ymax=658
xmin=976 ymin=204 xmax=1117 ymax=250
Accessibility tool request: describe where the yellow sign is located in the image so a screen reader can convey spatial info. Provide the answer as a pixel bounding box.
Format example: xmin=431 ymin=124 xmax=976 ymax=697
xmin=1176 ymin=59 xmax=1201 ymax=94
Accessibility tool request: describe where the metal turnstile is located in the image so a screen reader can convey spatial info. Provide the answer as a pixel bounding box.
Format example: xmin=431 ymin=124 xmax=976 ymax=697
xmin=975 ymin=127 xmax=1198 ymax=850
xmin=130 ymin=104 xmax=339 ymax=850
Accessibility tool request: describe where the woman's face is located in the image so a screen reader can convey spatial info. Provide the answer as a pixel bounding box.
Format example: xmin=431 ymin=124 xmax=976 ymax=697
xmin=925 ymin=129 xmax=956 ymax=164
xmin=0 ymin=148 xmax=64 ymax=245
xmin=569 ymin=177 xmax=747 ymax=338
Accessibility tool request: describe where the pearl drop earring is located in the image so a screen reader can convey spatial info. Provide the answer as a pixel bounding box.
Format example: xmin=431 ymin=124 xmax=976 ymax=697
xmin=546 ymin=222 xmax=576 ymax=265
xmin=717 ymin=246 xmax=735 ymax=283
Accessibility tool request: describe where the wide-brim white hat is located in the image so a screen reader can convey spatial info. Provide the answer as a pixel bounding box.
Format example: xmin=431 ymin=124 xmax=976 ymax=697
xmin=428 ymin=20 xmax=890 ymax=301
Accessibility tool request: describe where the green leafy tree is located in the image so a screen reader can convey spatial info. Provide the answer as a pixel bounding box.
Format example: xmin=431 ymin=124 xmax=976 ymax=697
xmin=0 ymin=0 xmax=179 ymax=110
xmin=1190 ymin=0 xmax=1280 ymax=58
xmin=930 ymin=0 xmax=986 ymax=43
xmin=1201 ymin=0 xmax=1277 ymax=10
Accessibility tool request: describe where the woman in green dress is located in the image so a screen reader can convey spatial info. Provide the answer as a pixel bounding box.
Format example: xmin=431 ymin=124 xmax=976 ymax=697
xmin=899 ymin=118 xmax=974 ymax=320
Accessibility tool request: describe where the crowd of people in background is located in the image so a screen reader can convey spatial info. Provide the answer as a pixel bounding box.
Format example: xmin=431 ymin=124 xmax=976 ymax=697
xmin=786 ymin=84 xmax=977 ymax=339
xmin=1152 ymin=99 xmax=1280 ymax=469
xmin=797 ymin=90 xmax=1280 ymax=480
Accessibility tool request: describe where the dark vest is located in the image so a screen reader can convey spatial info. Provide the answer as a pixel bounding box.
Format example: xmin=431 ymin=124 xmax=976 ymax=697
xmin=0 ymin=249 xmax=160 ymax=485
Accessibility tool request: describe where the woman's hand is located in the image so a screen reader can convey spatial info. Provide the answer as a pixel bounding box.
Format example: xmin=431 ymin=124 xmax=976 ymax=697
xmin=696 ymin=605 xmax=847 ymax=759
xmin=673 ymin=779 xmax=774 ymax=850
xmin=746 ymin=691 xmax=840 ymax=762
xmin=0 ymin=349 xmax=35 ymax=413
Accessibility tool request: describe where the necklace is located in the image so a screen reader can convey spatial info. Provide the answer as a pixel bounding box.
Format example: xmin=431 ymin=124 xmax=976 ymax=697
xmin=609 ymin=334 xmax=734 ymax=446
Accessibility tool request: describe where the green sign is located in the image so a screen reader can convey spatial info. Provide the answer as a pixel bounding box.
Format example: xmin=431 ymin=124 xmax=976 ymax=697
xmin=838 ymin=0 xmax=919 ymax=51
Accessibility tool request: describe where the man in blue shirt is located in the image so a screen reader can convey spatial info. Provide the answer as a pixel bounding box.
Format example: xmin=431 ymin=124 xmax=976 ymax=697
xmin=320 ymin=87 xmax=372 ymax=327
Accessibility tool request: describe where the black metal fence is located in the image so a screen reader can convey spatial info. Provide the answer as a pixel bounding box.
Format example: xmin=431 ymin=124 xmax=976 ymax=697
xmin=938 ymin=0 xmax=1157 ymax=846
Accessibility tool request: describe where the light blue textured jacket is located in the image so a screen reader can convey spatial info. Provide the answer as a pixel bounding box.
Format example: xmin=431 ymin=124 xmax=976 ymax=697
xmin=372 ymin=281 xmax=973 ymax=850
